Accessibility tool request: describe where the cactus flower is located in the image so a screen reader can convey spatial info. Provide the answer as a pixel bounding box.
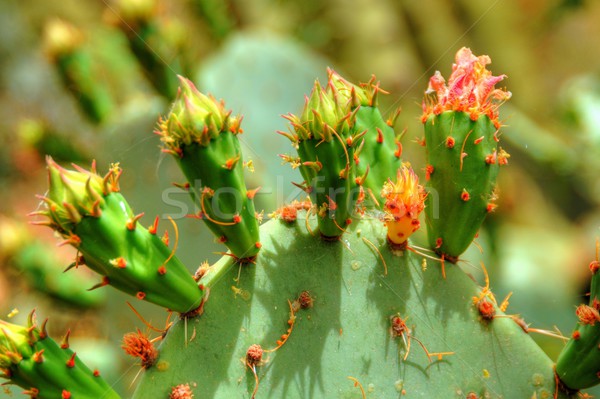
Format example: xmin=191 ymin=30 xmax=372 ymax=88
xmin=381 ymin=165 xmax=426 ymax=248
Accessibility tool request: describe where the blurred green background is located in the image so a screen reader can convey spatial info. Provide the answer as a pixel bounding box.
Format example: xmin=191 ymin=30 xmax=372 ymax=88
xmin=2 ymin=0 xmax=600 ymax=397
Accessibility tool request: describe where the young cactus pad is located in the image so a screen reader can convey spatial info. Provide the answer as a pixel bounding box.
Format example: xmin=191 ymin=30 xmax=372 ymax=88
xmin=422 ymin=47 xmax=511 ymax=261
xmin=31 ymin=157 xmax=205 ymax=314
xmin=280 ymin=76 xmax=363 ymax=239
xmin=157 ymin=76 xmax=261 ymax=260
xmin=0 ymin=311 xmax=121 ymax=399
xmin=132 ymin=217 xmax=566 ymax=398
xmin=329 ymin=69 xmax=404 ymax=204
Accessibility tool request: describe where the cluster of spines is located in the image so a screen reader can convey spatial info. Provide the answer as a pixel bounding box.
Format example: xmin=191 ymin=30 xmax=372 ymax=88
xmin=279 ymin=71 xmax=364 ymax=239
xmin=31 ymin=157 xmax=205 ymax=315
xmin=328 ymin=69 xmax=404 ymax=206
xmin=157 ymin=76 xmax=261 ymax=261
xmin=0 ymin=310 xmax=121 ymax=399
xmin=556 ymin=244 xmax=600 ymax=390
xmin=421 ymin=47 xmax=511 ymax=262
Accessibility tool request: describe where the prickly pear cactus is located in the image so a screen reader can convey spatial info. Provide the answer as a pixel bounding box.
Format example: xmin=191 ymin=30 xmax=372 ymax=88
xmin=2 ymin=47 xmax=589 ymax=398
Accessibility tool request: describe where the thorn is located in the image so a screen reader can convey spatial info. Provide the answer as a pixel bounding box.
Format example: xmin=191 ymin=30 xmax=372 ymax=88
xmin=394 ymin=140 xmax=402 ymax=158
xmin=32 ymin=349 xmax=44 ymax=363
xmin=90 ymin=200 xmax=101 ymax=217
xmin=148 ymin=216 xmax=159 ymax=234
xmin=172 ymin=182 xmax=190 ymax=190
xmin=162 ymin=230 xmax=169 ymax=246
xmin=126 ymin=213 xmax=145 ymax=231
xmin=247 ymin=187 xmax=261 ymax=200
xmin=27 ymin=309 xmax=36 ymax=328
xmin=88 ymin=277 xmax=110 ymax=291
xmin=223 ymin=154 xmax=241 ymax=170
xmin=40 ymin=318 xmax=49 ymax=339
xmin=376 ymin=128 xmax=384 ymax=143
xmin=66 ymin=353 xmax=76 ymax=368
xmin=425 ymin=165 xmax=434 ymax=181
xmin=474 ymin=136 xmax=484 ymax=145
xmin=386 ymin=107 xmax=402 ymax=127
xmin=62 ymin=202 xmax=82 ymax=224
xmin=61 ymin=329 xmax=71 ymax=349
xmin=58 ymin=234 xmax=81 ymax=247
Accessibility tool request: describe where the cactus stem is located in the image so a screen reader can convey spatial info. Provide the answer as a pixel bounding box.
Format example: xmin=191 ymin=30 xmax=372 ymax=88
xmin=60 ymin=329 xmax=71 ymax=349
xmin=148 ymin=216 xmax=159 ymax=235
xmin=360 ymin=237 xmax=388 ymax=275
xmin=126 ymin=213 xmax=145 ymax=231
xmin=66 ymin=352 xmax=76 ymax=368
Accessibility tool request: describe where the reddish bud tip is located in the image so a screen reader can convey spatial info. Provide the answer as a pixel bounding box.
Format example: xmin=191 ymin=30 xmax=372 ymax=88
xmin=136 ymin=292 xmax=146 ymax=300
xmin=62 ymin=390 xmax=71 ymax=399
xmin=590 ymin=261 xmax=600 ymax=274
xmin=157 ymin=265 xmax=167 ymax=275
xmin=66 ymin=353 xmax=76 ymax=368
xmin=572 ymin=330 xmax=581 ymax=340
xmin=478 ymin=300 xmax=495 ymax=320
xmin=445 ymin=136 xmax=455 ymax=148
xmin=255 ymin=242 xmax=262 ymax=249
xmin=345 ymin=218 xmax=352 ymax=225
xmin=93 ymin=369 xmax=101 ymax=377
xmin=474 ymin=136 xmax=484 ymax=145
xmin=233 ymin=215 xmax=242 ymax=224
xmin=33 ymin=350 xmax=45 ymax=363
xmin=149 ymin=216 xmax=159 ymax=235
xmin=376 ymin=128 xmax=384 ymax=143
xmin=61 ymin=329 xmax=71 ymax=349
xmin=486 ymin=203 xmax=498 ymax=213
xmin=425 ymin=164 xmax=434 ymax=181
xmin=435 ymin=238 xmax=443 ymax=249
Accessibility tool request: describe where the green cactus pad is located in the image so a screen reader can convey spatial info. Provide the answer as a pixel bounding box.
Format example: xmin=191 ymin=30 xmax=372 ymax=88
xmin=133 ymin=218 xmax=565 ymax=398
xmin=0 ymin=312 xmax=121 ymax=399
xmin=32 ymin=158 xmax=204 ymax=314
xmin=424 ymin=111 xmax=502 ymax=260
xmin=158 ymin=76 xmax=261 ymax=260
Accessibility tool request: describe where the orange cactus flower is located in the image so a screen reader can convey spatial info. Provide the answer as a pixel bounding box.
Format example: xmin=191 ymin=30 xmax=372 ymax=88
xmin=381 ymin=165 xmax=427 ymax=247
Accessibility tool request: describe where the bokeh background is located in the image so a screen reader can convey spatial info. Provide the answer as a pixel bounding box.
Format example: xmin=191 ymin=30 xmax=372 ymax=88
xmin=2 ymin=0 xmax=600 ymax=396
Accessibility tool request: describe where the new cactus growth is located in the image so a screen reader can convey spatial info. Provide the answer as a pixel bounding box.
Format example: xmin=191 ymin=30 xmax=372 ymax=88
xmin=556 ymin=244 xmax=600 ymax=391
xmin=329 ymin=69 xmax=404 ymax=203
xmin=422 ymin=47 xmax=511 ymax=262
xmin=157 ymin=76 xmax=261 ymax=261
xmin=280 ymin=74 xmax=363 ymax=239
xmin=0 ymin=311 xmax=121 ymax=399
xmin=30 ymin=157 xmax=205 ymax=314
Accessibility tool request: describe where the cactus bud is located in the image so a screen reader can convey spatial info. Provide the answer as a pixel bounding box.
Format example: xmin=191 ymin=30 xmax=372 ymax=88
xmin=422 ymin=47 xmax=511 ymax=261
xmin=282 ymin=75 xmax=361 ymax=239
xmin=157 ymin=76 xmax=260 ymax=261
xmin=381 ymin=165 xmax=426 ymax=249
xmin=0 ymin=311 xmax=121 ymax=398
xmin=32 ymin=157 xmax=204 ymax=314
xmin=328 ymin=69 xmax=403 ymax=207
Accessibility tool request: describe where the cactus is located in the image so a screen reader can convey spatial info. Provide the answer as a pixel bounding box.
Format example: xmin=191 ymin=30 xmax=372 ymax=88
xmin=2 ymin=47 xmax=594 ymax=399
xmin=422 ymin=47 xmax=511 ymax=263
